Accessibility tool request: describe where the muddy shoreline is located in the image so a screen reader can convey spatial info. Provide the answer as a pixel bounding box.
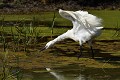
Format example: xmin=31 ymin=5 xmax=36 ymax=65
xmin=0 ymin=40 xmax=119 ymax=70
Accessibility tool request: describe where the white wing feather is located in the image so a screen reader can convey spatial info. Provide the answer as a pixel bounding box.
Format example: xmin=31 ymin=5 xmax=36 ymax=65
xmin=59 ymin=9 xmax=76 ymax=21
xmin=75 ymin=10 xmax=102 ymax=27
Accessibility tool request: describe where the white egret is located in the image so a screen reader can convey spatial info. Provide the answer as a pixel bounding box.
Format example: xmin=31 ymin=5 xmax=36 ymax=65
xmin=41 ymin=9 xmax=103 ymax=59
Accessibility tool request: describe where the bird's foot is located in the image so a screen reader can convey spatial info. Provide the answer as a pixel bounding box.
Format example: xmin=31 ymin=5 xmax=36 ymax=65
xmin=91 ymin=56 xmax=94 ymax=59
xmin=77 ymin=54 xmax=82 ymax=60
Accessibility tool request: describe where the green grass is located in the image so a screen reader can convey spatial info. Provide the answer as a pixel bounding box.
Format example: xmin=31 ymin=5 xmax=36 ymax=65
xmin=0 ymin=12 xmax=71 ymax=26
xmin=96 ymin=29 xmax=120 ymax=40
xmin=0 ymin=10 xmax=120 ymax=40
xmin=0 ymin=26 xmax=69 ymax=36
xmin=0 ymin=10 xmax=120 ymax=27
xmin=1 ymin=26 xmax=119 ymax=40
xmin=89 ymin=10 xmax=120 ymax=28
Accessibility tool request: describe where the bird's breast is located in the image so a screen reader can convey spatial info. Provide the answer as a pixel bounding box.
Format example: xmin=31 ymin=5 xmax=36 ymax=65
xmin=67 ymin=29 xmax=79 ymax=42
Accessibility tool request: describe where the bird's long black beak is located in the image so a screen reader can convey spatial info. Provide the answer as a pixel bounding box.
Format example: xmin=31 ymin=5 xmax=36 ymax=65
xmin=40 ymin=46 xmax=46 ymax=52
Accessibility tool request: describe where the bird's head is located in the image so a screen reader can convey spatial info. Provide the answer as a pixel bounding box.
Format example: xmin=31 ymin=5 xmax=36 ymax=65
xmin=40 ymin=41 xmax=54 ymax=51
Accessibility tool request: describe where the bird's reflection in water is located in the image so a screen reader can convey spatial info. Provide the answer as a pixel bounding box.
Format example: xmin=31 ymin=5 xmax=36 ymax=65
xmin=46 ymin=68 xmax=87 ymax=80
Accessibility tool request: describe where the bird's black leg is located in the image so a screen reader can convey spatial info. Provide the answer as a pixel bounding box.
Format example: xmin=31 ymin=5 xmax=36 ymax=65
xmin=88 ymin=40 xmax=94 ymax=59
xmin=77 ymin=45 xmax=82 ymax=59
xmin=90 ymin=45 xmax=94 ymax=59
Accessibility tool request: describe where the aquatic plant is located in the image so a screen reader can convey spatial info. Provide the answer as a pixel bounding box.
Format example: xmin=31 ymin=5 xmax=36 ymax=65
xmin=51 ymin=11 xmax=56 ymax=35
xmin=11 ymin=25 xmax=21 ymax=52
xmin=0 ymin=51 xmax=8 ymax=80
xmin=113 ymin=22 xmax=120 ymax=37
xmin=13 ymin=17 xmax=41 ymax=52
xmin=0 ymin=17 xmax=8 ymax=52
xmin=0 ymin=50 xmax=23 ymax=80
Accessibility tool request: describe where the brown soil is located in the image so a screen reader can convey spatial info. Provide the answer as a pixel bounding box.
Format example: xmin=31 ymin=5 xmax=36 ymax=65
xmin=0 ymin=40 xmax=120 ymax=69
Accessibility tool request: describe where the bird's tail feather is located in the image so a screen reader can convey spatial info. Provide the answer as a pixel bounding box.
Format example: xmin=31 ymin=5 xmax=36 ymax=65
xmin=96 ymin=27 xmax=103 ymax=30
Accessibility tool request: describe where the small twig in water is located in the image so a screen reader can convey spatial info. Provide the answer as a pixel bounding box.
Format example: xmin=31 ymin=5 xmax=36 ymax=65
xmin=102 ymin=59 xmax=111 ymax=73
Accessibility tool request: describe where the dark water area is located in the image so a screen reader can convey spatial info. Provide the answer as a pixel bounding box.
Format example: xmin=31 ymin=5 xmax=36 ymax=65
xmin=12 ymin=64 xmax=120 ymax=80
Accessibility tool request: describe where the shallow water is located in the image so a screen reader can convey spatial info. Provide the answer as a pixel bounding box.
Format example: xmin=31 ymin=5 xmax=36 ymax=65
xmin=12 ymin=64 xmax=120 ymax=80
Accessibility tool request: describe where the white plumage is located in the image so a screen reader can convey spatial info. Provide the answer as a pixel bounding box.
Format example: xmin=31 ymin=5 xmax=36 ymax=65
xmin=41 ymin=9 xmax=103 ymax=58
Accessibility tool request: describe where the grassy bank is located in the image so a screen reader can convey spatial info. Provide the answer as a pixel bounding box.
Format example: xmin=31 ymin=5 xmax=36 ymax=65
xmin=0 ymin=27 xmax=120 ymax=40
xmin=0 ymin=10 xmax=120 ymax=27
xmin=0 ymin=10 xmax=120 ymax=40
xmin=89 ymin=10 xmax=120 ymax=28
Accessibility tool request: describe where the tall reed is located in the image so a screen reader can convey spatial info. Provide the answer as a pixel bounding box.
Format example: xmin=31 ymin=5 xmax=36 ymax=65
xmin=0 ymin=51 xmax=13 ymax=80
xmin=30 ymin=17 xmax=41 ymax=49
xmin=0 ymin=17 xmax=8 ymax=52
xmin=1 ymin=51 xmax=8 ymax=80
xmin=113 ymin=22 xmax=120 ymax=37
xmin=0 ymin=50 xmax=22 ymax=80
xmin=11 ymin=25 xmax=21 ymax=52
xmin=50 ymin=11 xmax=56 ymax=39
xmin=51 ymin=11 xmax=56 ymax=34
xmin=14 ymin=17 xmax=41 ymax=52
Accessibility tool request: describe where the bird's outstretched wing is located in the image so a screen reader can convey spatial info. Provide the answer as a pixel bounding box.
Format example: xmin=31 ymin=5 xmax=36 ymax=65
xmin=74 ymin=10 xmax=102 ymax=27
xmin=59 ymin=9 xmax=102 ymax=32
xmin=59 ymin=9 xmax=103 ymax=33
xmin=73 ymin=10 xmax=103 ymax=34
xmin=59 ymin=9 xmax=77 ymax=21
xmin=59 ymin=9 xmax=103 ymax=44
xmin=59 ymin=9 xmax=85 ymax=33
